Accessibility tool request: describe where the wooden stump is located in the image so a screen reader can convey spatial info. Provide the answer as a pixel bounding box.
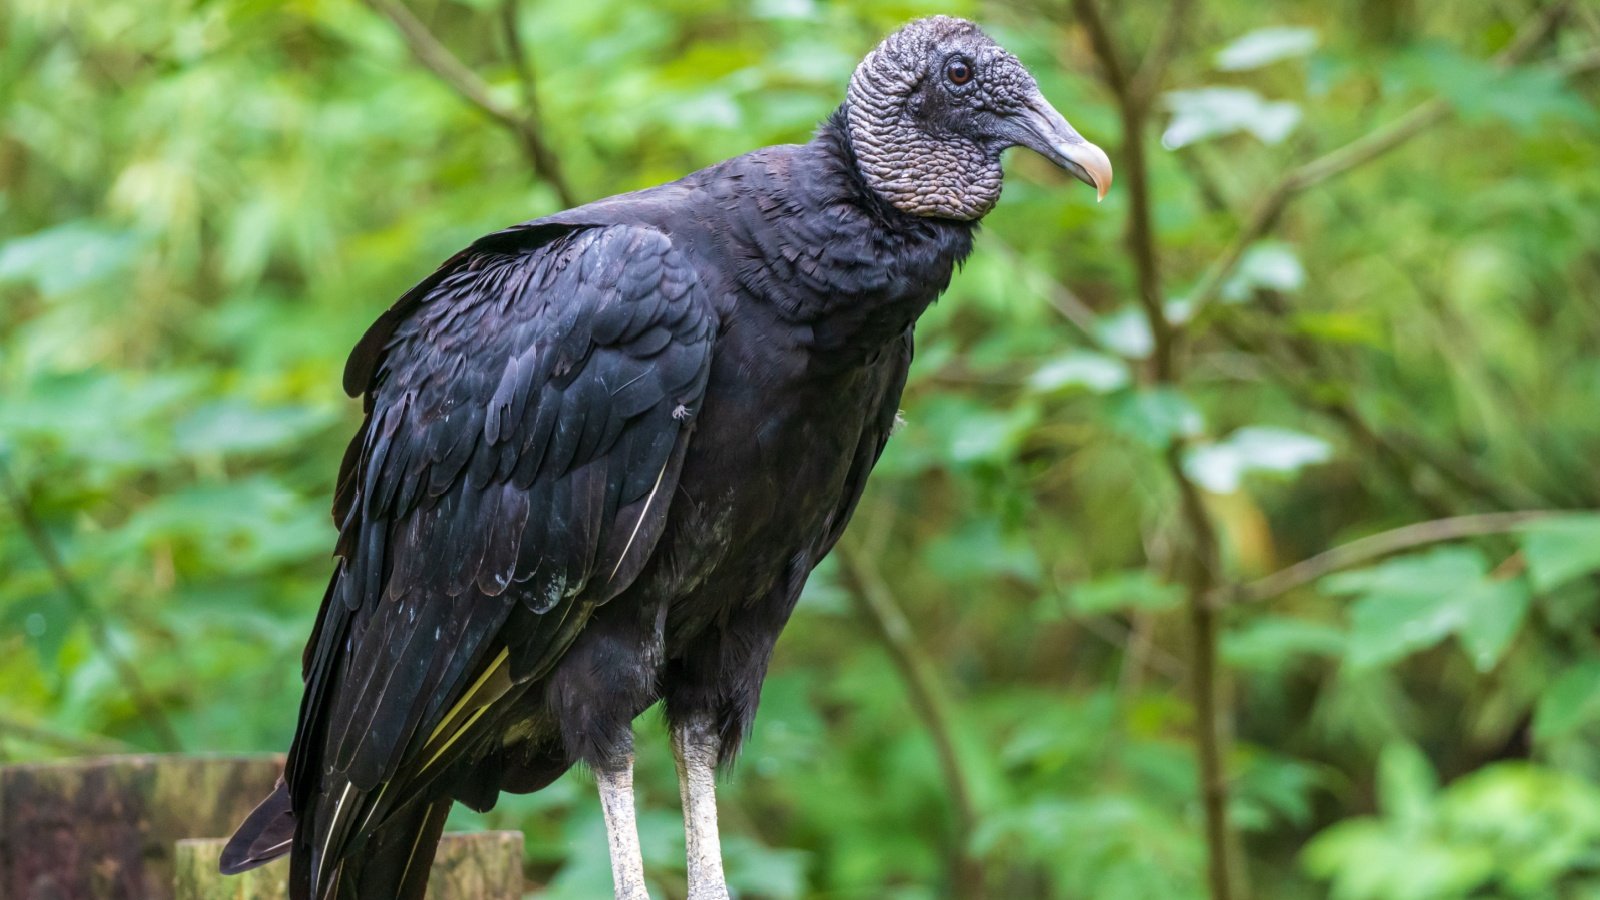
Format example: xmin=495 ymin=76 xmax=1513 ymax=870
xmin=173 ymin=832 xmax=525 ymax=900
xmin=0 ymin=754 xmax=283 ymax=900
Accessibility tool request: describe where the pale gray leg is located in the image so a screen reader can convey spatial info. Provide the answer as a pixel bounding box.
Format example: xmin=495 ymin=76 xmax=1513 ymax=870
xmin=596 ymin=751 xmax=650 ymax=900
xmin=672 ymin=716 xmax=730 ymax=900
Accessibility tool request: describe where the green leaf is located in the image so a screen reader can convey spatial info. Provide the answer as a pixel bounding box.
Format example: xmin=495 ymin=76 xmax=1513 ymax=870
xmin=1184 ymin=426 xmax=1331 ymax=493
xmin=1233 ymin=752 xmax=1328 ymax=830
xmin=1220 ymin=241 xmax=1306 ymax=302
xmin=1065 ymin=569 xmax=1182 ymax=617
xmin=1108 ymin=388 xmax=1204 ymax=449
xmin=4 ymin=592 xmax=78 ymax=664
xmin=795 ymin=557 xmax=849 ymax=616
xmin=1161 ymin=87 xmax=1301 ymax=149
xmin=724 ymin=834 xmax=809 ymax=900
xmin=885 ymin=395 xmax=1042 ymax=473
xmin=1028 ymin=351 xmax=1129 ymax=395
xmin=924 ymin=518 xmax=1043 ymax=586
xmin=1435 ymin=763 xmax=1600 ymax=892
xmin=946 ymin=404 xmax=1040 ymax=465
xmin=174 ymin=402 xmax=334 ymax=458
xmin=114 ymin=476 xmax=330 ymax=573
xmin=1222 ymin=616 xmax=1346 ymax=671
xmin=1402 ymin=45 xmax=1596 ymax=133
xmin=752 ymin=0 xmax=818 ymax=20
xmin=1377 ymin=742 xmax=1437 ymax=827
xmin=1454 ymin=577 xmax=1530 ymax=672
xmin=1532 ymin=660 xmax=1600 ymax=743
xmin=0 ymin=222 xmax=140 ymax=296
xmin=1305 ymin=758 xmax=1600 ymax=898
xmin=1327 ymin=547 xmax=1529 ymax=671
xmin=1214 ymin=27 xmax=1319 ymax=72
xmin=1519 ymin=514 xmax=1600 ymax=593
xmin=1343 ymin=590 xmax=1462 ymax=670
xmin=1093 ymin=307 xmax=1155 ymax=359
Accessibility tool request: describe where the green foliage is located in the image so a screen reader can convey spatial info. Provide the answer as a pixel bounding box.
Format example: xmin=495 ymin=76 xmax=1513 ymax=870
xmin=1161 ymin=88 xmax=1303 ymax=149
xmin=1184 ymin=426 xmax=1331 ymax=493
xmin=1532 ymin=661 xmax=1600 ymax=746
xmin=1213 ymin=28 xmax=1320 ymax=72
xmin=2 ymin=0 xmax=1598 ymax=896
xmin=1522 ymin=514 xmax=1600 ymax=593
xmin=1058 ymin=569 xmax=1180 ymax=617
xmin=1323 ymin=546 xmax=1531 ymax=672
xmin=1304 ymin=745 xmax=1600 ymax=899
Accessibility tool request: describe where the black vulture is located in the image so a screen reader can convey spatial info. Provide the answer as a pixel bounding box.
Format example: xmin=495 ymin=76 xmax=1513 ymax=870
xmin=222 ymin=15 xmax=1109 ymax=899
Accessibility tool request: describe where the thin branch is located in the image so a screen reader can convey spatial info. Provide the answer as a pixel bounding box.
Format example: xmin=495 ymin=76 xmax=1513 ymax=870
xmin=1174 ymin=131 xmax=1558 ymax=513
xmin=1073 ymin=0 xmax=1236 ymax=893
xmin=835 ymin=540 xmax=985 ymax=897
xmin=1182 ymin=101 xmax=1438 ymax=326
xmin=1213 ymin=302 xmax=1549 ymax=512
xmin=1493 ymin=0 xmax=1574 ymax=64
xmin=1169 ymin=147 xmax=1474 ymax=517
xmin=1070 ymin=0 xmax=1133 ymax=101
xmin=364 ymin=0 xmax=518 ymax=130
xmin=0 ymin=463 xmax=182 ymax=752
xmin=499 ymin=0 xmax=538 ymax=115
xmin=1164 ymin=443 xmax=1233 ymax=900
xmin=496 ymin=0 xmax=575 ymax=205
xmin=1129 ymin=0 xmax=1197 ymax=105
xmin=364 ymin=0 xmax=578 ymax=208
xmin=1185 ymin=1 xmax=1581 ymax=325
xmin=1221 ymin=510 xmax=1565 ymax=606
xmin=1079 ymin=612 xmax=1186 ymax=681
xmin=1064 ymin=8 xmax=1587 ymax=899
xmin=1071 ymin=0 xmax=1173 ymax=380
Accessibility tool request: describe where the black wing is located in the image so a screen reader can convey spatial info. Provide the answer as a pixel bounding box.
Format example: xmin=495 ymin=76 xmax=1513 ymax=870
xmin=285 ymin=224 xmax=714 ymax=890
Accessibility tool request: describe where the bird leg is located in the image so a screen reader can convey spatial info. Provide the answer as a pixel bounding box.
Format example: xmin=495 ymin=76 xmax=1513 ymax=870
xmin=672 ymin=715 xmax=730 ymax=900
xmin=595 ymin=747 xmax=650 ymax=900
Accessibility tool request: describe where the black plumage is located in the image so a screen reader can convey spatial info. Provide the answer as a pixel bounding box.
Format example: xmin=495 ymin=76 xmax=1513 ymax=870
xmin=223 ymin=15 xmax=1109 ymax=899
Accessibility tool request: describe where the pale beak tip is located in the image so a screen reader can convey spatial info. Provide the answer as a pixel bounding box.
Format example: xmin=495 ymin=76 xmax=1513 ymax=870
xmin=1056 ymin=140 xmax=1113 ymax=203
xmin=1085 ymin=144 xmax=1113 ymax=203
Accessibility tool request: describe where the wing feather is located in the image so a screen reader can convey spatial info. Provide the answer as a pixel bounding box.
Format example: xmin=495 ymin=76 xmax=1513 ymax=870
xmin=285 ymin=223 xmax=715 ymax=889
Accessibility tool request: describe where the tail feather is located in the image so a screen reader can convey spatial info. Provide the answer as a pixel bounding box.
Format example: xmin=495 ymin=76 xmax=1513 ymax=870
xmin=220 ymin=779 xmax=296 ymax=874
xmin=291 ymin=796 xmax=450 ymax=900
xmin=351 ymin=800 xmax=452 ymax=900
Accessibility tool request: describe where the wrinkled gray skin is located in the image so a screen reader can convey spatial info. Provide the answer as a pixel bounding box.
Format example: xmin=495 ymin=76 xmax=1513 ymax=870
xmin=848 ymin=15 xmax=1111 ymax=219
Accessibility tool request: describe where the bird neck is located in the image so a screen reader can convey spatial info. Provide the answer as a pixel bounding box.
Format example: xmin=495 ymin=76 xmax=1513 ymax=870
xmin=839 ymin=91 xmax=1002 ymax=221
xmin=714 ymin=112 xmax=974 ymax=360
xmin=811 ymin=108 xmax=985 ymax=237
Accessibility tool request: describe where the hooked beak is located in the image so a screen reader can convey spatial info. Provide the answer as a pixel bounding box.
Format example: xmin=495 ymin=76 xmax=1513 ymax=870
xmin=1010 ymin=93 xmax=1113 ymax=202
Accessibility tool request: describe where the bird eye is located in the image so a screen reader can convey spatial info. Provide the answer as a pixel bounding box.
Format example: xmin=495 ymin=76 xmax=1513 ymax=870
xmin=945 ymin=59 xmax=973 ymax=85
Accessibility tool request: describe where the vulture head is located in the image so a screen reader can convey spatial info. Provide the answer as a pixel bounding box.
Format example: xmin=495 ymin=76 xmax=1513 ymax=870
xmin=846 ymin=15 xmax=1112 ymax=220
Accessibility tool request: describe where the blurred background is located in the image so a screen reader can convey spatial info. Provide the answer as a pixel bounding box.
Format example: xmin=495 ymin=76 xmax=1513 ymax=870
xmin=3 ymin=0 xmax=1599 ymax=897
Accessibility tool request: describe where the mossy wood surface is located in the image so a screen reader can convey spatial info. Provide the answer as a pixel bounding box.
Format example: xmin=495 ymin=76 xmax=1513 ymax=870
xmin=173 ymin=832 xmax=525 ymax=900
xmin=0 ymin=754 xmax=284 ymax=900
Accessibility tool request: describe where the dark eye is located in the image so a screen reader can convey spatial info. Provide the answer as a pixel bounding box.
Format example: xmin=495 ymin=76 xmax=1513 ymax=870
xmin=946 ymin=58 xmax=973 ymax=85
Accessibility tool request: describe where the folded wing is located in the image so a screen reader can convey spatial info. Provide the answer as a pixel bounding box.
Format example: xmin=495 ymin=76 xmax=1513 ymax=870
xmin=225 ymin=224 xmax=715 ymax=896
